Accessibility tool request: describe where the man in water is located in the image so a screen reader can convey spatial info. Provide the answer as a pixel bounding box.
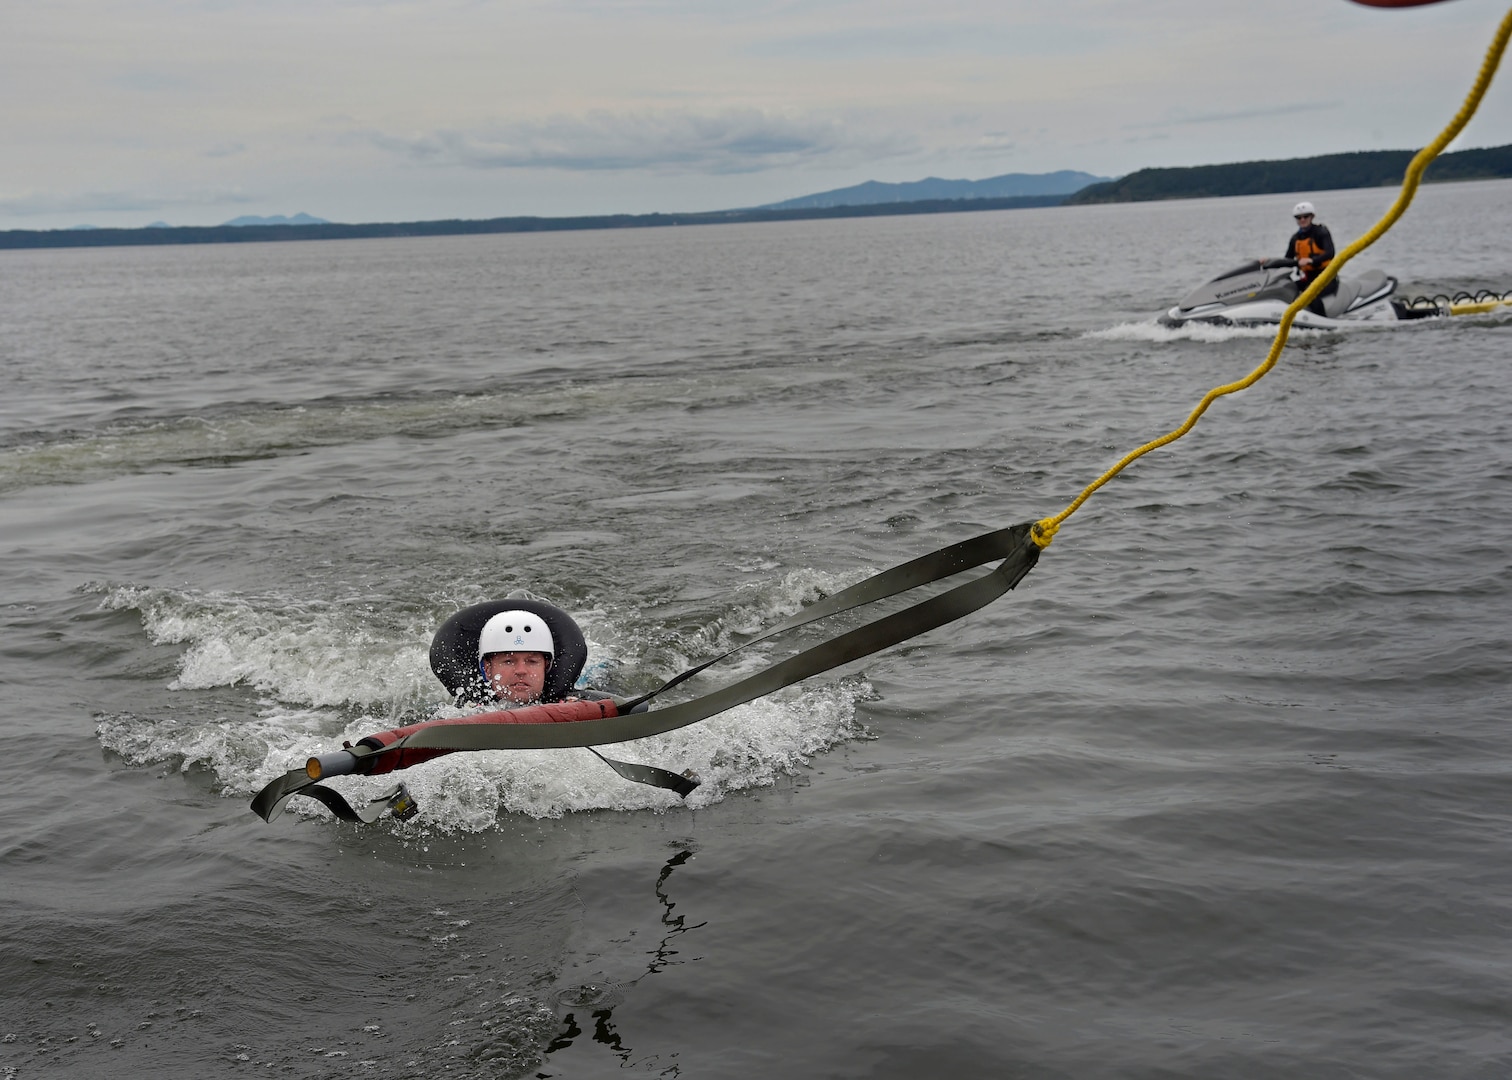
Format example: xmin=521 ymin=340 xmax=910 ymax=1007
xmin=1285 ymin=201 xmax=1337 ymax=316
xmin=477 ymin=609 xmax=555 ymax=705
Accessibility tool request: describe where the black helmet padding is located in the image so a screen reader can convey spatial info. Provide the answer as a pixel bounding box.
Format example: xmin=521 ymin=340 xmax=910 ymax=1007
xmin=430 ymin=599 xmax=588 ymax=705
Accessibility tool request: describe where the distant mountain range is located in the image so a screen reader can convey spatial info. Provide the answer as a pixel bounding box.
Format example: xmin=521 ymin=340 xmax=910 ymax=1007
xmin=221 ymin=213 xmax=330 ymax=227
xmin=4 ymin=199 xmax=1065 ymax=250
xmin=63 ymin=212 xmax=331 ymax=231
xmin=762 ymin=171 xmax=1110 ymax=210
xmin=6 ymin=147 xmax=1509 ymax=250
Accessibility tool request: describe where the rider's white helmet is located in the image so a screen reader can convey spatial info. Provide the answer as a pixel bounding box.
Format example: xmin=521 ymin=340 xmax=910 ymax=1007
xmin=1293 ymin=201 xmax=1316 ymax=217
xmin=478 ymin=610 xmax=555 ymax=662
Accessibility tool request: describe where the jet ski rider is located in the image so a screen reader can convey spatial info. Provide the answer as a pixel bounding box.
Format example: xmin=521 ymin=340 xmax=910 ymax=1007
xmin=1285 ymin=201 xmax=1337 ymax=316
xmin=477 ymin=609 xmax=558 ymax=705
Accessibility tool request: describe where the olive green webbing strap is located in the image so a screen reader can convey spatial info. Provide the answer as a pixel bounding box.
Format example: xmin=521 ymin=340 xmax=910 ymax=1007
xmin=586 ymin=748 xmax=700 ymax=797
xmin=251 ymin=522 xmax=1038 ymax=820
xmin=257 ymin=748 xmax=699 ymax=822
xmin=252 ymin=772 xmax=410 ymax=823
xmin=615 ymin=521 xmax=1039 ymax=710
xmin=394 ymin=521 xmax=1039 ymax=753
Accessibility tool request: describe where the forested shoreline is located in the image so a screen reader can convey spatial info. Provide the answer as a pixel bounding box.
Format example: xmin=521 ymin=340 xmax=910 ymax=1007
xmin=4 ymin=143 xmax=1507 ymax=251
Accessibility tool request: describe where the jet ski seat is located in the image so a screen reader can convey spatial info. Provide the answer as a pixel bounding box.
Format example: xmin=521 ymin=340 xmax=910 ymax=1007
xmin=1323 ymin=269 xmax=1389 ymax=318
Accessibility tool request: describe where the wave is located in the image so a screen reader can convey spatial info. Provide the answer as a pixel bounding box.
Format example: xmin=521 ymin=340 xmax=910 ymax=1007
xmin=0 ymin=390 xmax=547 ymax=495
xmin=0 ymin=360 xmax=762 ymax=494
xmin=1085 ymin=320 xmax=1314 ymax=344
xmin=91 ymin=571 xmax=875 ymax=830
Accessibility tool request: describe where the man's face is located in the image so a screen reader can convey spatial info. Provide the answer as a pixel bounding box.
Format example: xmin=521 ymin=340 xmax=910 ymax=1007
xmin=483 ymin=651 xmax=550 ymax=703
xmin=1295 ymin=213 xmax=1313 ymax=226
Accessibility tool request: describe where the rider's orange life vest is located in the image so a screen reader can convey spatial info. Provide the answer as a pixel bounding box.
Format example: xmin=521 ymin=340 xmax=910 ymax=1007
xmin=1294 ymin=235 xmax=1331 ymax=270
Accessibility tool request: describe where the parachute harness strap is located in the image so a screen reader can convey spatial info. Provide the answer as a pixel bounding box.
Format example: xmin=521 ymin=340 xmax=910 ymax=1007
xmin=1031 ymin=4 xmax=1512 ymax=553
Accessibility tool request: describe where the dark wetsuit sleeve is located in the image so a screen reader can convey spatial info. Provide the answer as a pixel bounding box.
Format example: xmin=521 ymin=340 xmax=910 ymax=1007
xmin=1284 ymin=231 xmax=1301 ymax=261
xmin=1314 ymin=224 xmax=1336 ymax=263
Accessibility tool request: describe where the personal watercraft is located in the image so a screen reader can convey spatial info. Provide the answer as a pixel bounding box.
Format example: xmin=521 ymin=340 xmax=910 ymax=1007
xmin=1159 ymin=258 xmax=1439 ymax=328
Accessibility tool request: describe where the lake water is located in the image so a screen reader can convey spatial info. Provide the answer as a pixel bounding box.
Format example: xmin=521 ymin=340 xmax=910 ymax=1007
xmin=3 ymin=178 xmax=1511 ymax=1079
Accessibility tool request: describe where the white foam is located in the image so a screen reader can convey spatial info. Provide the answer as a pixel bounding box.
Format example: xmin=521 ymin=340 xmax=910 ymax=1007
xmin=93 ymin=580 xmax=878 ymax=829
xmin=362 ymin=679 xmax=873 ymax=827
xmin=94 ymin=583 xmax=433 ymax=708
xmin=1085 ymin=320 xmax=1296 ymax=344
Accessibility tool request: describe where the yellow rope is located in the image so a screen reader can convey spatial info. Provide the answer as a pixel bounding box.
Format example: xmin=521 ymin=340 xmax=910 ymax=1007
xmin=1449 ymin=296 xmax=1512 ymax=315
xmin=1030 ymin=4 xmax=1512 ymax=551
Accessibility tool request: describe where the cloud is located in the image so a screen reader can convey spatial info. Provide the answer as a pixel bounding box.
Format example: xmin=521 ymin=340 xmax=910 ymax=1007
xmin=108 ymin=70 xmax=198 ymax=93
xmin=0 ymin=187 xmax=253 ymax=218
xmin=1156 ymin=101 xmax=1341 ymax=128
xmin=369 ymin=108 xmax=916 ymax=176
xmin=958 ymin=131 xmax=1018 ymax=157
xmin=742 ymin=21 xmax=1107 ymax=61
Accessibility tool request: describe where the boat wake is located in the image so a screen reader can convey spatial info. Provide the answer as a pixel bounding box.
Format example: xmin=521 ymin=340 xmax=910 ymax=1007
xmin=1085 ymin=320 xmax=1313 ymax=344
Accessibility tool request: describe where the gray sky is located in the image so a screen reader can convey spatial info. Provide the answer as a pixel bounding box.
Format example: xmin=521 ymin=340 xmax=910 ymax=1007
xmin=5 ymin=0 xmax=1509 ymax=230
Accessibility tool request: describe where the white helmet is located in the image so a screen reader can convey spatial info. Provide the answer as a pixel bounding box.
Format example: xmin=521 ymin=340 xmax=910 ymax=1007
xmin=478 ymin=610 xmax=555 ymax=662
xmin=1293 ymin=201 xmax=1316 ymax=217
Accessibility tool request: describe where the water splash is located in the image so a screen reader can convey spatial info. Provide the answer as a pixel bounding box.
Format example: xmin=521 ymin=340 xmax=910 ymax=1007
xmin=90 ymin=581 xmax=433 ymax=708
xmin=1085 ymin=320 xmax=1307 ymax=344
xmin=93 ymin=577 xmax=876 ymax=829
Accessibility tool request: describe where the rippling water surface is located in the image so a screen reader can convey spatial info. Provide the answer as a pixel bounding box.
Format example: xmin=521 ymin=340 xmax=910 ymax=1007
xmin=3 ymin=179 xmax=1512 ymax=1079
